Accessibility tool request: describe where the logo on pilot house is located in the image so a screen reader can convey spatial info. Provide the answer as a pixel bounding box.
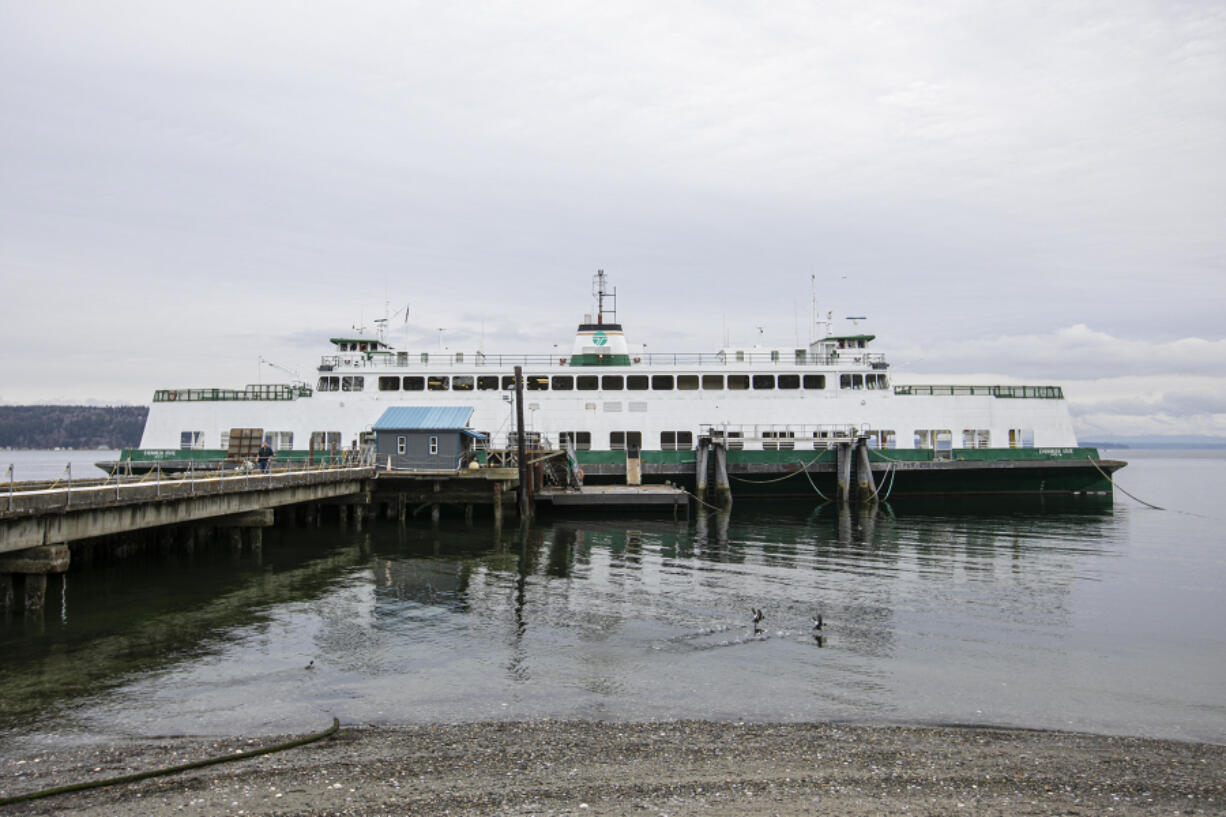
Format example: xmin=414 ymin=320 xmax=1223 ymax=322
xmin=592 ymin=331 xmax=608 ymax=347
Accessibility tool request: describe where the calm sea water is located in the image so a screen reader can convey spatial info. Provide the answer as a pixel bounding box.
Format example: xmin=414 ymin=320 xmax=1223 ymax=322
xmin=1 ymin=449 xmax=1224 ymax=756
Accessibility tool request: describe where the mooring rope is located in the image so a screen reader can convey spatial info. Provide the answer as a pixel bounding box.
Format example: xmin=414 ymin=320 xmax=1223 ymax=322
xmin=681 ymin=488 xmax=726 ymax=512
xmin=1088 ymin=457 xmax=1165 ymax=511
xmin=728 ymin=456 xmax=823 ymax=485
xmin=0 ymin=717 xmax=340 ymax=807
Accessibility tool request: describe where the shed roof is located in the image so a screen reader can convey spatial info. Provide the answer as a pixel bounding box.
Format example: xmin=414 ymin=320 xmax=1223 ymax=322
xmin=373 ymin=406 xmax=475 ymax=431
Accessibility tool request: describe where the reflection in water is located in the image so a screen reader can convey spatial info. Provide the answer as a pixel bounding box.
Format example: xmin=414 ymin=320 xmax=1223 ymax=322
xmin=2 ymin=481 xmax=1224 ymax=749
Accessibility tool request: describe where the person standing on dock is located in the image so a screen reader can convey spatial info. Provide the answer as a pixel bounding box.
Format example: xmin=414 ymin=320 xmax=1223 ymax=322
xmin=258 ymin=440 xmax=273 ymax=473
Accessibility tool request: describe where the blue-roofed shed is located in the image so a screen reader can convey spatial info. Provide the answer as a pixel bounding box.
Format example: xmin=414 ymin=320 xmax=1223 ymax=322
xmin=373 ymin=406 xmax=486 ymax=470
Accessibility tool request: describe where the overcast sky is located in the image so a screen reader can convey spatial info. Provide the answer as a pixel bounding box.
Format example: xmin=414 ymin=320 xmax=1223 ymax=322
xmin=2 ymin=1 xmax=1223 ymax=439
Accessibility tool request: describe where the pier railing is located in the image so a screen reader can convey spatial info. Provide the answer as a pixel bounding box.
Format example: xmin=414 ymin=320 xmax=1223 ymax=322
xmin=2 ymin=457 xmax=375 ymax=517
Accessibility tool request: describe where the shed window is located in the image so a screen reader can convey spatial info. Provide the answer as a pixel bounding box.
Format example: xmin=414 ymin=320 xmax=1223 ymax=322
xmin=396 ymin=436 xmax=406 ymax=455
xmin=601 ymin=375 xmax=624 ymax=390
xmin=428 ymin=436 xmax=439 ymax=455
xmin=378 ymin=376 xmax=400 ymax=391
xmin=403 ymin=376 xmax=425 ymax=391
xmin=551 ymin=375 xmax=574 ymax=390
xmin=427 ymin=376 xmax=449 ymax=391
xmin=452 ymin=376 xmax=474 ymax=391
xmin=651 ymin=375 xmax=674 ymax=390
xmin=477 ymin=376 xmax=500 ymax=390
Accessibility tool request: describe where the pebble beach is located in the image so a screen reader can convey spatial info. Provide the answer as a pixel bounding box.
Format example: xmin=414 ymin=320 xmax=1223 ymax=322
xmin=3 ymin=720 xmax=1223 ymax=816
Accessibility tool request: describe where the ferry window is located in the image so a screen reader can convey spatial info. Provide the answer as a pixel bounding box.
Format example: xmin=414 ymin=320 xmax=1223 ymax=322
xmin=677 ymin=375 xmax=699 ymax=390
xmin=317 ymin=376 xmax=339 ymax=391
xmin=963 ymin=429 xmax=990 ymax=449
xmin=803 ymin=374 xmax=825 ymax=390
xmin=455 ymin=352 xmax=463 ymax=363
xmin=735 ymin=351 xmax=745 ymax=362
xmin=526 ymin=375 xmax=549 ymax=391
xmin=341 ymin=376 xmax=364 ymax=391
xmin=610 ymin=431 xmax=625 ymax=450
xmin=428 ymin=436 xmax=439 ymax=456
xmin=866 ymin=430 xmax=896 ymax=450
xmin=753 ymin=375 xmax=775 ymax=390
xmin=770 ymin=350 xmax=780 ymax=362
xmin=727 ymin=374 xmax=749 ymax=390
xmin=397 ymin=351 xmax=408 ymax=367
xmin=627 ymin=375 xmax=649 ymax=391
xmin=839 ymin=374 xmax=864 ymax=389
xmin=712 ymin=429 xmax=743 ymax=449
xmin=397 ymin=435 xmax=406 ymax=455
xmin=702 ymin=374 xmax=724 ymax=390
xmin=601 ymin=375 xmax=623 ymax=390
xmin=403 ymin=376 xmax=425 ymax=391
xmin=220 ymin=430 xmax=230 ymax=450
xmin=560 ymin=431 xmax=591 ymax=450
xmin=1008 ymin=429 xmax=1034 ymax=449
xmin=629 ymin=402 xmax=648 ymax=412
xmin=604 ymin=402 xmax=622 ymax=412
xmin=452 ymin=376 xmax=474 ymax=391
xmin=180 ymin=431 xmax=204 ymax=450
xmin=502 ymin=375 xmax=518 ymax=390
xmin=311 ymin=431 xmax=342 ymax=452
xmin=777 ymin=374 xmax=800 ymax=390
xmin=420 ymin=353 xmax=429 ymax=364
xmin=651 ymin=375 xmax=674 ymax=390
xmin=378 ymin=376 xmax=400 ymax=391
xmin=427 ymin=376 xmax=449 ymax=391
xmin=264 ymin=431 xmax=293 ymax=450
xmin=477 ymin=376 xmax=500 ymax=390
xmin=577 ymin=375 xmax=599 ymax=390
xmin=915 ymin=429 xmax=953 ymax=452
xmin=660 ymin=431 xmax=693 ymax=450
xmin=762 ymin=430 xmax=795 ymax=450
xmin=551 ymin=375 xmax=574 ymax=391
xmin=794 ymin=349 xmax=807 ymax=364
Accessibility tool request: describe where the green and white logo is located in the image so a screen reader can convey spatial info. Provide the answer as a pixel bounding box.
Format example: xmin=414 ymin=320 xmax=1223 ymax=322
xmin=592 ymin=331 xmax=608 ymax=347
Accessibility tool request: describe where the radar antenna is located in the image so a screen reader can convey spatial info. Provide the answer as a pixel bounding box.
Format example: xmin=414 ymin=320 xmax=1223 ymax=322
xmin=592 ymin=269 xmax=617 ymax=325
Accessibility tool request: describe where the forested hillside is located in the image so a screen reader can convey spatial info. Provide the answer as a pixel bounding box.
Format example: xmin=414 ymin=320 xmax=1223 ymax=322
xmin=0 ymin=405 xmax=147 ymax=449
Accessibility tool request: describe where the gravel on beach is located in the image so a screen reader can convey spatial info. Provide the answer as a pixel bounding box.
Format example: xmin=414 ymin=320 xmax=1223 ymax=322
xmin=2 ymin=720 xmax=1223 ymax=816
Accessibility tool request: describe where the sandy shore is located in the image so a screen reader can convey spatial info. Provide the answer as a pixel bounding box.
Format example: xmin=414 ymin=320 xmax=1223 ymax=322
xmin=2 ymin=720 xmax=1223 ymax=816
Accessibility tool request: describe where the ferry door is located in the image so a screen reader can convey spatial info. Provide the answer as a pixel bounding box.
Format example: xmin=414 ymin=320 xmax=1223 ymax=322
xmin=625 ymin=432 xmax=643 ymax=486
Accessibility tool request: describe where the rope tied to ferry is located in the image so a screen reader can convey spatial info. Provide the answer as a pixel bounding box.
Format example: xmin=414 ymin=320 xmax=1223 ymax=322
xmin=728 ymin=456 xmax=823 ymax=485
xmin=0 ymin=717 xmax=341 ymax=807
xmin=1088 ymin=457 xmax=1165 ymax=511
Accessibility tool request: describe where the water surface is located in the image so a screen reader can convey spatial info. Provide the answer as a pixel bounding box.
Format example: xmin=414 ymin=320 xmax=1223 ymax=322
xmin=2 ymin=449 xmax=1223 ymax=754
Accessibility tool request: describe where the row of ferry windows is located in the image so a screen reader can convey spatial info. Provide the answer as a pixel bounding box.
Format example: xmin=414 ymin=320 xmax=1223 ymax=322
xmin=183 ymin=427 xmax=1033 ymax=451
xmin=317 ymin=373 xmax=890 ymax=393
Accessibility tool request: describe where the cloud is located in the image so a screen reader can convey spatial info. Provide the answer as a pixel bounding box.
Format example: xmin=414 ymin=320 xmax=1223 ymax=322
xmin=897 ymin=325 xmax=1226 ymax=380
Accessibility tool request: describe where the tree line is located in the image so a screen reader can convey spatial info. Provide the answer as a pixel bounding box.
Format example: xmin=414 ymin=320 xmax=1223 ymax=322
xmin=0 ymin=405 xmax=148 ymax=450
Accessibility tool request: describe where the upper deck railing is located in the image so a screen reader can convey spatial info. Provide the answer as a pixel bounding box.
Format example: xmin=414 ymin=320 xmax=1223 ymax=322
xmin=318 ymin=350 xmax=889 ymax=371
xmin=893 ymin=385 xmax=1064 ymax=399
xmin=153 ymin=384 xmax=313 ymax=403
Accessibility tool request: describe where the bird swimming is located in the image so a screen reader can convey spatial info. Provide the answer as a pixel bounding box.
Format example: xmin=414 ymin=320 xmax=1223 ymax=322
xmin=812 ymin=614 xmax=824 ymax=631
xmin=751 ymin=608 xmax=764 ymax=633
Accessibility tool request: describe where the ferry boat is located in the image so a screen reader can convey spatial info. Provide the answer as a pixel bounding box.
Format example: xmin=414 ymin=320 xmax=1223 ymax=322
xmin=115 ymin=272 xmax=1123 ymax=498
